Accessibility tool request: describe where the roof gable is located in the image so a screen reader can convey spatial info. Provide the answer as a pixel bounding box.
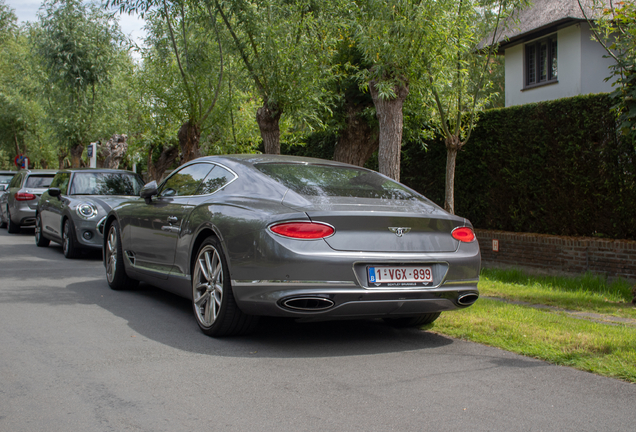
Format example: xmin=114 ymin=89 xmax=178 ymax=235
xmin=483 ymin=0 xmax=610 ymax=51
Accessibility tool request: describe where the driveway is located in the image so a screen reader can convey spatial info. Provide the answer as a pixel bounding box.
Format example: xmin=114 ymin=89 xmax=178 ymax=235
xmin=1 ymin=228 xmax=634 ymax=431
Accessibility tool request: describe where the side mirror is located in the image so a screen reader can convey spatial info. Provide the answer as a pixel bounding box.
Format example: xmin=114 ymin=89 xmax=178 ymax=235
xmin=0 ymin=184 xmax=7 ymax=192
xmin=48 ymin=187 xmax=61 ymax=199
xmin=140 ymin=181 xmax=158 ymax=204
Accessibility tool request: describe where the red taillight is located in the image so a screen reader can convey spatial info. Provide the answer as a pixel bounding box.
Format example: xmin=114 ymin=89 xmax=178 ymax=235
xmin=270 ymin=222 xmax=335 ymax=239
xmin=15 ymin=192 xmax=36 ymax=201
xmin=451 ymin=227 xmax=475 ymax=242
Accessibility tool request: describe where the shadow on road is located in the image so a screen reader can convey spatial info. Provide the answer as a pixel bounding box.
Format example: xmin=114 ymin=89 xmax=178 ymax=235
xmin=62 ymin=279 xmax=462 ymax=359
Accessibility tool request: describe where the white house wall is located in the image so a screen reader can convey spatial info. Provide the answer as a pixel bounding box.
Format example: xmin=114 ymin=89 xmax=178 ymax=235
xmin=504 ymin=22 xmax=613 ymax=107
xmin=579 ymin=22 xmax=616 ymax=95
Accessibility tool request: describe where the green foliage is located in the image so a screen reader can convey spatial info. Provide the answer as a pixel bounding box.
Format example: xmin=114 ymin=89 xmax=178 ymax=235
xmin=35 ymin=0 xmax=129 ymax=155
xmin=581 ymin=0 xmax=636 ymax=145
xmin=400 ymin=94 xmax=636 ymax=240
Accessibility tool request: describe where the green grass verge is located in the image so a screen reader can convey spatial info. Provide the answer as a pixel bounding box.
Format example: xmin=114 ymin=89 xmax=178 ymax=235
xmin=429 ymin=268 xmax=636 ymax=383
xmin=479 ymin=268 xmax=636 ymax=319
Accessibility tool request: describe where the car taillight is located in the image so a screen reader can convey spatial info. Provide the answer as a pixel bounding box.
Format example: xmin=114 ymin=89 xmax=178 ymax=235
xmin=15 ymin=192 xmax=36 ymax=201
xmin=270 ymin=222 xmax=335 ymax=239
xmin=451 ymin=227 xmax=476 ymax=242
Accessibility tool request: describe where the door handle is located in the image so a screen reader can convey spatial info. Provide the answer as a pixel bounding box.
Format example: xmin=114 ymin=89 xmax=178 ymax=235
xmin=167 ymin=216 xmax=179 ymax=223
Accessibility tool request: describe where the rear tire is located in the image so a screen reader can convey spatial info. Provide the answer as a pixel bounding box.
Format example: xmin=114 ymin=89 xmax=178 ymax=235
xmin=62 ymin=219 xmax=79 ymax=258
xmin=192 ymin=236 xmax=258 ymax=337
xmin=383 ymin=312 xmax=441 ymax=328
xmin=105 ymin=220 xmax=138 ymax=290
xmin=7 ymin=209 xmax=19 ymax=233
xmin=34 ymin=213 xmax=50 ymax=247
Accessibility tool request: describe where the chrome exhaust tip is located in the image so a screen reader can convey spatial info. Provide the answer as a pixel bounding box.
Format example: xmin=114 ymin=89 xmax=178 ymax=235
xmin=281 ymin=297 xmax=335 ymax=312
xmin=457 ymin=292 xmax=479 ymax=306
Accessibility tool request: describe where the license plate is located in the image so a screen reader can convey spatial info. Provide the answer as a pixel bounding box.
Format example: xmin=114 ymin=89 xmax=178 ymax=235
xmin=367 ymin=266 xmax=433 ymax=287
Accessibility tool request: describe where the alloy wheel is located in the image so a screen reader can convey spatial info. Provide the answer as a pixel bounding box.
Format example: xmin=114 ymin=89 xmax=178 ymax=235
xmin=193 ymin=245 xmax=224 ymax=327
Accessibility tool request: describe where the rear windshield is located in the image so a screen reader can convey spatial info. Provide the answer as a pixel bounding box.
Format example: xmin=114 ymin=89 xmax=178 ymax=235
xmin=256 ymin=163 xmax=422 ymax=200
xmin=25 ymin=175 xmax=55 ymax=188
xmin=0 ymin=174 xmax=14 ymax=184
xmin=69 ymin=172 xmax=144 ymax=196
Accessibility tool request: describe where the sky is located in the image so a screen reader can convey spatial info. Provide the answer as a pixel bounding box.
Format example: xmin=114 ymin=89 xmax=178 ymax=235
xmin=6 ymin=0 xmax=147 ymax=45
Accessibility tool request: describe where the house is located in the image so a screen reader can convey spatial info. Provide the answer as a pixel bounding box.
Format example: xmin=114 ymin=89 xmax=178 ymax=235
xmin=488 ymin=0 xmax=616 ymax=107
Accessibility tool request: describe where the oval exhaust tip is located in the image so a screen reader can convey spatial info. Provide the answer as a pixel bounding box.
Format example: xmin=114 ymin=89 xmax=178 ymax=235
xmin=282 ymin=297 xmax=335 ymax=311
xmin=457 ymin=292 xmax=479 ymax=306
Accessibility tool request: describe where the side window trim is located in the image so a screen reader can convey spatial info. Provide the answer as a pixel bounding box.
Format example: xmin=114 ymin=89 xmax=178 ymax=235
xmin=195 ymin=163 xmax=238 ymax=196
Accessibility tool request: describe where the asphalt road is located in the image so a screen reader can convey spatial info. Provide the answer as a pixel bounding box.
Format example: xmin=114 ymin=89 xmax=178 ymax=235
xmin=1 ymin=227 xmax=635 ymax=432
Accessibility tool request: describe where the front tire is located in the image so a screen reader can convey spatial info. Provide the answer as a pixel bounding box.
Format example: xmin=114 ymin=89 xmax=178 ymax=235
xmin=62 ymin=219 xmax=79 ymax=258
xmin=34 ymin=213 xmax=50 ymax=247
xmin=383 ymin=312 xmax=441 ymax=328
xmin=105 ymin=220 xmax=138 ymax=290
xmin=7 ymin=208 xmax=19 ymax=233
xmin=192 ymin=237 xmax=258 ymax=337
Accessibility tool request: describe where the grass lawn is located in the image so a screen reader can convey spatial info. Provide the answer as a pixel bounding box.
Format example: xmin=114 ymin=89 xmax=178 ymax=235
xmin=429 ymin=268 xmax=636 ymax=383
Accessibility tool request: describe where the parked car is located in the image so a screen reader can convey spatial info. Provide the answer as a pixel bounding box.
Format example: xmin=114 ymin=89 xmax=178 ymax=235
xmin=0 ymin=170 xmax=16 ymax=228
xmin=1 ymin=169 xmax=57 ymax=233
xmin=35 ymin=168 xmax=144 ymax=258
xmin=103 ymin=155 xmax=481 ymax=337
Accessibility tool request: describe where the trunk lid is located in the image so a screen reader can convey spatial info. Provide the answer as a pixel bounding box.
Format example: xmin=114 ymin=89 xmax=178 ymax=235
xmin=282 ymin=193 xmax=461 ymax=253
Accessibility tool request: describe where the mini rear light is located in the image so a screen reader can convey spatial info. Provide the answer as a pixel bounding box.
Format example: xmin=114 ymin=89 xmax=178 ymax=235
xmin=270 ymin=222 xmax=335 ymax=239
xmin=451 ymin=227 xmax=476 ymax=242
xmin=15 ymin=192 xmax=36 ymax=201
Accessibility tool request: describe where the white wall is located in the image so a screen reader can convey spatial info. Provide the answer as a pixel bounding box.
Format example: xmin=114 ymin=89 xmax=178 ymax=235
xmin=504 ymin=22 xmax=614 ymax=107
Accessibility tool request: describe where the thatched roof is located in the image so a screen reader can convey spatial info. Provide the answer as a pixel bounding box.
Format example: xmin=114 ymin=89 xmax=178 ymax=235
xmin=481 ymin=0 xmax=612 ymax=52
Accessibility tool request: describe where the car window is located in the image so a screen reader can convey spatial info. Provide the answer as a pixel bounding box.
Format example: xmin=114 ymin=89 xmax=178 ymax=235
xmin=255 ymin=163 xmax=424 ymax=201
xmin=160 ymin=163 xmax=213 ymax=197
xmin=0 ymin=174 xmax=14 ymax=184
xmin=50 ymin=173 xmax=71 ymax=194
xmin=196 ymin=165 xmax=235 ymax=195
xmin=25 ymin=175 xmax=54 ymax=188
xmin=69 ymin=172 xmax=144 ymax=195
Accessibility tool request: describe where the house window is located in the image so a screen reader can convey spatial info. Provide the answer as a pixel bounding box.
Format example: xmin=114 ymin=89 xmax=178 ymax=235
xmin=525 ymin=36 xmax=557 ymax=87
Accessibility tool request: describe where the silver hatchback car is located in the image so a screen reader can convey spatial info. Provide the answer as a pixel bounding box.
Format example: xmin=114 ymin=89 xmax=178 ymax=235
xmin=1 ymin=169 xmax=57 ymax=233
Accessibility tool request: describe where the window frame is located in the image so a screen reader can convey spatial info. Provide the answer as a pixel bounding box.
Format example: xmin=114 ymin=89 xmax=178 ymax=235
xmin=524 ymin=34 xmax=558 ymax=89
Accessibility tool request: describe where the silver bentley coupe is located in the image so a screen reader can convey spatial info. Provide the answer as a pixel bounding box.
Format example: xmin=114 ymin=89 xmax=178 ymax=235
xmin=103 ymin=155 xmax=481 ymax=337
xmin=36 ymin=168 xmax=144 ymax=258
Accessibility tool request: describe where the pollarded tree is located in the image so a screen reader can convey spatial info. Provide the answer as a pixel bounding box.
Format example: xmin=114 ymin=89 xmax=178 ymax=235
xmin=109 ymin=0 xmax=226 ymax=164
xmin=213 ymin=0 xmax=337 ymax=154
xmin=420 ymin=0 xmax=524 ymax=214
xmin=36 ymin=0 xmax=126 ymax=167
xmin=353 ymin=0 xmax=437 ymax=181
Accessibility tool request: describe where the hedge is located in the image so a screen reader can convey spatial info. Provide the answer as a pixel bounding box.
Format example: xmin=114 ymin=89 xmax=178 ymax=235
xmin=404 ymin=94 xmax=636 ymax=240
xmin=287 ymin=93 xmax=636 ymax=240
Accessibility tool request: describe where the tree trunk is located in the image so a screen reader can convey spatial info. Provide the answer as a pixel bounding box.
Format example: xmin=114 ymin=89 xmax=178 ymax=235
xmin=369 ymin=80 xmax=409 ymax=181
xmin=58 ymin=149 xmax=68 ymax=170
xmin=444 ymin=134 xmax=464 ymax=215
xmin=178 ymin=120 xmax=201 ymax=164
xmin=256 ymin=102 xmax=281 ymax=155
xmin=97 ymin=134 xmax=128 ymax=169
xmin=333 ymin=104 xmax=378 ymax=167
xmin=147 ymin=144 xmax=179 ymax=182
xmin=70 ymin=144 xmax=84 ymax=168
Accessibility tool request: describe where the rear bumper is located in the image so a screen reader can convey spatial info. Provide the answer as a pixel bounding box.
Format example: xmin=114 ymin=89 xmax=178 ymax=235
xmin=232 ymin=280 xmax=479 ymax=320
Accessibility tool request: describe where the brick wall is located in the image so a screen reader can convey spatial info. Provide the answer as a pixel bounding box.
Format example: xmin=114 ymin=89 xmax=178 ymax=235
xmin=475 ymin=229 xmax=636 ymax=280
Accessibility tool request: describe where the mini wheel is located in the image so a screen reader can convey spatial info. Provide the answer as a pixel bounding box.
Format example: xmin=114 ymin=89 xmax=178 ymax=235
xmin=34 ymin=213 xmax=50 ymax=247
xmin=62 ymin=219 xmax=79 ymax=258
xmin=105 ymin=220 xmax=138 ymax=290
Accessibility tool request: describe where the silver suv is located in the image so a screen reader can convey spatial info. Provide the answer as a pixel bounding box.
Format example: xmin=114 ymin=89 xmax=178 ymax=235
xmin=1 ymin=169 xmax=57 ymax=233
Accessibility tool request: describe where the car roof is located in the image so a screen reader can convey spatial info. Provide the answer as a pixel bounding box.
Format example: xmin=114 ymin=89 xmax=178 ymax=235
xmin=193 ymin=154 xmax=362 ymax=171
xmin=21 ymin=169 xmax=58 ymax=175
xmin=57 ymin=168 xmax=138 ymax=174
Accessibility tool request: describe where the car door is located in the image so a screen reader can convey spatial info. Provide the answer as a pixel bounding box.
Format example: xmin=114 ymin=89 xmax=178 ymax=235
xmin=129 ymin=163 xmax=214 ymax=279
xmin=40 ymin=172 xmax=71 ymax=240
